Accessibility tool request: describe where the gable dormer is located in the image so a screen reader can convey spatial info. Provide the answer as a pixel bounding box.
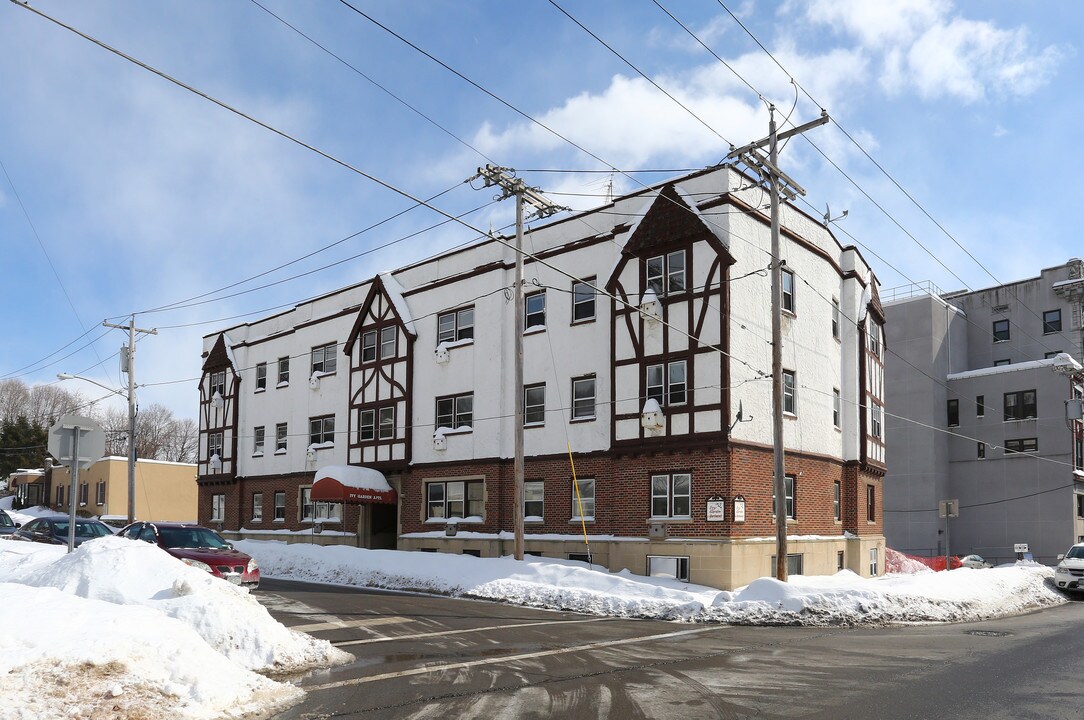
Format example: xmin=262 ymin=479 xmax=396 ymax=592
xmin=344 ymin=273 xmax=415 ymax=469
xmin=199 ymin=333 xmax=239 ymax=478
xmin=607 ymin=184 xmax=736 ymax=451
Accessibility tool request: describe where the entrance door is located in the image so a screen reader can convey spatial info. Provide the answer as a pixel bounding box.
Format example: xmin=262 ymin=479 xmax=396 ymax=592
xmin=370 ymin=503 xmax=397 ymax=549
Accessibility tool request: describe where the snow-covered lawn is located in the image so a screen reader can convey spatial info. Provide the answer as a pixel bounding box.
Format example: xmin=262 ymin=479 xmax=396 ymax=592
xmin=0 ymin=495 xmax=1068 ymax=719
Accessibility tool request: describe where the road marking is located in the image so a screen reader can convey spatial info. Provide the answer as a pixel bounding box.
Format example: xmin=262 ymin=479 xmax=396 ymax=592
xmin=332 ymin=616 xmax=613 ymax=647
xmin=291 ymin=616 xmax=410 ymax=633
xmin=310 ymin=623 xmax=728 ymax=690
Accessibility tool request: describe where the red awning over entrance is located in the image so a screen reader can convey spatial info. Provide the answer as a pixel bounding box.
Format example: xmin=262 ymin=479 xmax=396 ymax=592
xmin=310 ymin=465 xmax=397 ymax=505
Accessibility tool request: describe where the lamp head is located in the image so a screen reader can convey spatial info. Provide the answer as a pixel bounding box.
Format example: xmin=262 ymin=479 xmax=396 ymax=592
xmin=57 ymin=373 xmax=74 ymax=381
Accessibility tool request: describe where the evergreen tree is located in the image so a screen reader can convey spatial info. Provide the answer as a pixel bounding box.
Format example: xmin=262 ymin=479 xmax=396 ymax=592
xmin=0 ymin=415 xmax=48 ymax=478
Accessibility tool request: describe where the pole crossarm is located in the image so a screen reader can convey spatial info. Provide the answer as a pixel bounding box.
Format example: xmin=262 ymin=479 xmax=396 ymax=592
xmin=470 ymin=165 xmax=568 ymax=220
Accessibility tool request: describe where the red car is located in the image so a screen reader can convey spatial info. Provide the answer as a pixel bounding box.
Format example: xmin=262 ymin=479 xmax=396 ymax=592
xmin=118 ymin=521 xmax=259 ymax=589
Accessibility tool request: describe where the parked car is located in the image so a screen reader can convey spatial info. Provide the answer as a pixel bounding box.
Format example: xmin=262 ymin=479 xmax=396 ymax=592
xmin=11 ymin=516 xmax=114 ymax=547
xmin=958 ymin=554 xmax=992 ymax=569
xmin=1054 ymin=543 xmax=1084 ymax=596
xmin=117 ymin=521 xmax=259 ymax=589
xmin=0 ymin=509 xmax=20 ymax=537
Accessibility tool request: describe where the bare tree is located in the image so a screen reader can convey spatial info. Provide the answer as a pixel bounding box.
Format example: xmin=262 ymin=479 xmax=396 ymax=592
xmin=162 ymin=418 xmax=198 ymax=463
xmin=0 ymin=379 xmax=30 ymax=423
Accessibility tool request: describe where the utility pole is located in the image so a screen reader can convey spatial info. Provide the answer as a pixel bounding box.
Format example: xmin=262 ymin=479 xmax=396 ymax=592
xmin=468 ymin=165 xmax=564 ymax=561
xmin=103 ymin=316 xmax=158 ymax=525
xmin=729 ymin=109 xmax=829 ymax=581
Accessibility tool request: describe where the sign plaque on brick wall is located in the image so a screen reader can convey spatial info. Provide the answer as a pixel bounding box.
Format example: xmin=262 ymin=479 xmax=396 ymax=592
xmin=706 ymin=496 xmax=725 ymax=522
xmin=733 ymin=495 xmax=746 ymax=523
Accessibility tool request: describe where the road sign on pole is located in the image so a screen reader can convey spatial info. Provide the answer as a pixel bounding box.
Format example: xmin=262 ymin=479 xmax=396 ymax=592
xmin=48 ymin=415 xmax=105 ymax=470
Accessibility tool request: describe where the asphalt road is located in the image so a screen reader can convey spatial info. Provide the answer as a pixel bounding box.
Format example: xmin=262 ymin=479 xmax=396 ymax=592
xmin=257 ymin=578 xmax=1084 ymax=720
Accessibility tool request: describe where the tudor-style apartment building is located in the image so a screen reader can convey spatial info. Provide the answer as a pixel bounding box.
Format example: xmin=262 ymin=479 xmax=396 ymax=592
xmin=197 ymin=165 xmax=886 ymax=590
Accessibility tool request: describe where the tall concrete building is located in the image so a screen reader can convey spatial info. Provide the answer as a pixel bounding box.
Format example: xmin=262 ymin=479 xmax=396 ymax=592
xmin=883 ymin=260 xmax=1084 ymax=564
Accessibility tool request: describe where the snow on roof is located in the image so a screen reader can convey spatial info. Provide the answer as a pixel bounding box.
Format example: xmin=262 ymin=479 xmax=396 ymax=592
xmin=313 ymin=464 xmax=393 ymax=493
xmin=1052 ymin=277 xmax=1084 ymax=288
xmin=602 ymin=189 xmax=659 ymax=284
xmin=948 ymin=353 xmax=1082 ymax=381
xmin=222 ymin=332 xmax=239 ymax=371
xmin=379 ymin=272 xmax=416 ymax=336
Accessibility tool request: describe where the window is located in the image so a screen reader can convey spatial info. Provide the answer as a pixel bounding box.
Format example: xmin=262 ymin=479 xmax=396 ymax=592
xmin=1076 ymin=435 xmax=1083 ymax=472
xmin=646 ymin=360 xmax=687 ymax=406
xmin=947 ymin=399 xmax=959 ymax=427
xmin=770 ymin=554 xmax=804 ymax=576
xmin=311 ymin=343 xmax=337 ymax=374
xmin=252 ymin=493 xmax=263 ymax=522
xmin=1046 ymin=351 xmax=1063 ymax=359
xmin=78 ymin=483 xmax=88 ymax=507
xmin=647 ymin=556 xmax=690 ymax=582
xmin=646 ymin=250 xmax=686 ymax=296
xmin=869 ymin=547 xmax=879 ymax=576
xmin=95 ymin=481 xmax=105 ymax=506
xmin=871 ymin=404 xmax=883 ymax=439
xmin=992 ymin=319 xmax=1010 ymax=342
xmin=379 ymin=326 xmax=396 ymax=359
xmin=781 ymin=268 xmax=795 ymax=312
xmin=976 ymin=395 xmax=985 ymax=417
xmin=1004 ymin=438 xmax=1038 ymax=454
xmin=866 ymin=485 xmax=876 ymax=523
xmin=1043 ymin=309 xmax=1062 ymax=334
xmin=568 ymin=552 xmax=592 ymax=563
xmin=571 ymin=376 xmax=596 ymax=420
xmin=524 ymin=384 xmax=546 ymax=426
xmin=253 ymin=426 xmax=265 ymax=455
xmin=208 ymin=432 xmax=223 ymax=460
xmin=868 ymin=323 xmax=881 ymax=356
xmin=56 ymin=486 xmax=64 ymax=507
xmin=993 ymin=359 xmax=1011 ymax=367
xmin=977 ymin=442 xmax=986 ymax=459
xmin=436 ymin=393 xmax=473 ymax=430
xmin=277 ymin=356 xmax=290 ymax=385
xmin=309 ymin=416 xmax=335 ymax=445
xmin=524 ymin=481 xmax=544 ymax=519
xmin=378 ymin=407 xmax=394 ymax=440
xmin=832 ymin=298 xmax=840 ymax=339
xmin=833 ymin=389 xmax=841 ymax=428
xmin=359 ymin=409 xmax=375 ymax=441
xmin=1077 ymin=494 xmax=1084 ymax=519
xmin=837 ymin=551 xmax=845 ymax=572
xmin=651 ymin=473 xmax=691 ymax=518
xmin=1003 ymin=390 xmax=1037 ymax=421
xmin=211 ymin=494 xmax=225 ymax=522
xmin=426 ymin=479 xmax=485 ymax=520
xmin=361 ymin=331 xmax=377 ymax=363
xmin=209 ymin=371 xmax=225 ymax=398
xmin=300 ymin=487 xmax=341 ymax=522
xmin=275 ymin=423 xmax=288 ymax=453
xmin=572 ymin=279 xmax=596 ymax=323
xmin=782 ymin=370 xmax=796 ymax=415
xmin=833 ymin=481 xmax=841 ymax=521
xmin=274 ymin=492 xmax=286 ymax=521
xmin=773 ymin=475 xmax=796 ymax=519
xmin=437 ymin=306 xmax=474 ymax=344
xmin=255 ymin=363 xmax=267 ymax=391
xmin=572 ymin=478 xmax=595 ymax=520
xmin=525 ymin=291 xmax=546 ymax=330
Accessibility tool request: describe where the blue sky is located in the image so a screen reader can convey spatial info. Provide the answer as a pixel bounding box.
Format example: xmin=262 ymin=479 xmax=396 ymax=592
xmin=1 ymin=0 xmax=1077 ymax=419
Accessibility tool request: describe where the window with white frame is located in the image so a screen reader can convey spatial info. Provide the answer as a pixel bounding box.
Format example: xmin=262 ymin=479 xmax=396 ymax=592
xmin=646 ymin=250 xmax=686 ymax=296
xmin=255 ymin=362 xmax=267 ymax=391
xmin=361 ymin=330 xmax=377 ymax=363
xmin=437 ymin=306 xmax=474 ymax=344
xmin=275 ymin=423 xmax=288 ymax=453
xmin=309 ymin=416 xmax=335 ymax=446
xmin=871 ymin=403 xmax=883 ymax=439
xmin=277 ymin=356 xmax=290 ymax=385
xmin=208 ymin=432 xmax=223 ymax=461
xmin=211 ymin=494 xmax=225 ymax=522
xmin=426 ymin=479 xmax=484 ymax=520
xmin=311 ymin=343 xmax=337 ymax=374
xmin=524 ymin=384 xmax=545 ymax=425
xmin=378 ymin=407 xmax=395 ymax=440
xmin=252 ymin=492 xmax=263 ymax=522
xmin=436 ymin=393 xmax=473 ymax=430
xmin=95 ymin=481 xmax=106 ymax=506
xmin=524 ymin=481 xmax=544 ymax=520
xmin=571 ymin=376 xmax=596 ymax=420
xmin=572 ymin=478 xmax=595 ymax=520
xmin=782 ymin=370 xmax=796 ymax=415
xmin=651 ymin=473 xmax=691 ymax=518
xmin=833 ymin=480 xmax=841 ymax=521
xmin=833 ymin=389 xmax=841 ymax=428
xmin=209 ymin=370 xmax=225 ymax=398
xmin=832 ymin=298 xmax=840 ymax=338
xmin=781 ymin=267 xmax=795 ymax=313
xmin=253 ymin=426 xmax=265 ymax=455
xmin=869 ymin=547 xmax=879 ymax=576
xmin=379 ymin=326 xmax=396 ymax=359
xmin=572 ymin=279 xmax=596 ymax=323
xmin=647 ymin=555 xmax=690 ymax=582
xmin=868 ymin=322 xmax=882 ymax=356
xmin=274 ymin=491 xmax=286 ymax=521
xmin=78 ymin=483 xmax=88 ymax=506
xmin=866 ymin=484 xmax=876 ymax=522
xmin=525 ymin=291 xmax=546 ymax=330
xmin=359 ymin=409 xmax=375 ymax=441
xmin=646 ymin=360 xmax=687 ymax=406
xmin=772 ymin=474 xmax=796 ymax=519
xmin=300 ymin=487 xmax=341 ymax=523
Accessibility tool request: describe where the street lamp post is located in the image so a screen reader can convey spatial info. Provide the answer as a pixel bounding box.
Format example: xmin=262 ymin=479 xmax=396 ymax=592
xmin=57 ymin=373 xmax=136 ymax=525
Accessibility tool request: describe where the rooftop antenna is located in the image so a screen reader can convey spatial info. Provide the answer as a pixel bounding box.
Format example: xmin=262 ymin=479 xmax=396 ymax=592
xmin=823 ymin=204 xmax=848 ymax=226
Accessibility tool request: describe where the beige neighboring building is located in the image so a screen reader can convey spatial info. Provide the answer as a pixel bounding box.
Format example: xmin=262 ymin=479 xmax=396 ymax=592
xmin=49 ymin=456 xmax=198 ymax=525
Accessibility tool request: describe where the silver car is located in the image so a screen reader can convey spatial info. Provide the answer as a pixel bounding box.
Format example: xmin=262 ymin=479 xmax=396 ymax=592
xmin=1053 ymin=544 xmax=1084 ymax=595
